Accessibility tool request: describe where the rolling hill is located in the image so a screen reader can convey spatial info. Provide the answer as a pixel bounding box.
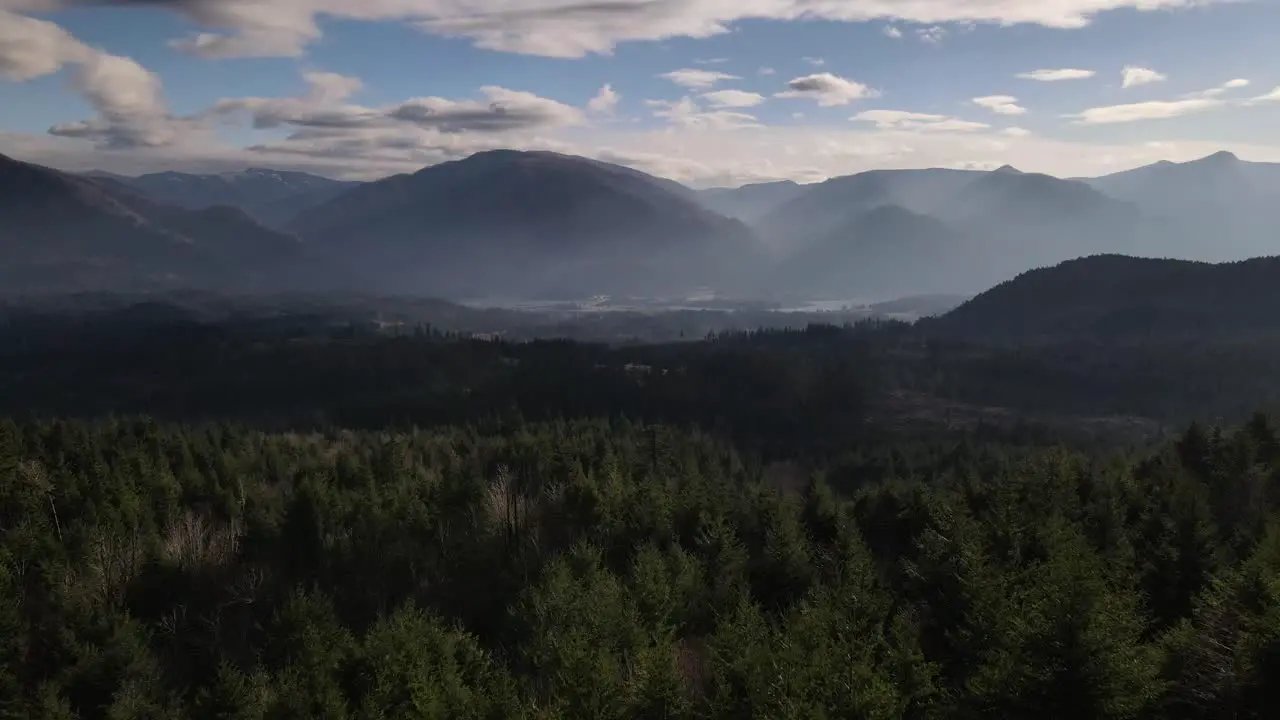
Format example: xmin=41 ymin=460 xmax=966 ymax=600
xmin=926 ymin=254 xmax=1280 ymax=341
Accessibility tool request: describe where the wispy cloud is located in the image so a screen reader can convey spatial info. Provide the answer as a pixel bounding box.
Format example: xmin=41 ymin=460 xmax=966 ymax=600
xmin=701 ymin=89 xmax=766 ymax=108
xmin=1016 ymin=68 xmax=1096 ymax=82
xmin=6 ymin=0 xmax=1234 ymax=60
xmin=852 ymin=109 xmax=989 ymax=132
xmin=1070 ymin=97 xmax=1222 ymax=124
xmin=1185 ymin=78 xmax=1252 ymax=99
xmin=973 ymin=95 xmax=1028 ymax=116
xmin=588 ymin=84 xmax=619 ymax=115
xmin=917 ymin=26 xmax=947 ymax=44
xmin=657 ymin=68 xmax=740 ymax=89
xmin=646 ymin=97 xmax=761 ymax=130
xmin=1245 ymin=86 xmax=1280 ymax=104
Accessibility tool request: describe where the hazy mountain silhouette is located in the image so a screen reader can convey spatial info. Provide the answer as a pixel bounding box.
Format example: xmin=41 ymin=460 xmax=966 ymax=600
xmin=935 ymin=170 xmax=1152 ymax=277
xmin=1084 ymin=152 xmax=1280 ymax=261
xmin=10 ymin=148 xmax=1280 ymax=302
xmin=1 ymin=153 xmax=309 ymax=293
xmin=772 ymin=204 xmax=978 ymax=298
xmin=756 ymin=168 xmax=980 ymax=251
xmin=96 ymin=168 xmax=361 ymax=229
xmin=696 ymin=180 xmax=806 ymax=223
xmin=928 ymin=254 xmax=1280 ymax=341
xmin=293 ymin=149 xmax=761 ymax=299
xmin=751 ymin=166 xmax=1151 ymax=298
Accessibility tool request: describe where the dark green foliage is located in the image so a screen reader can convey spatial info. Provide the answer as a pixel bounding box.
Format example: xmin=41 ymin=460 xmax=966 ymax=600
xmin=1 ymin=415 xmax=1278 ymax=718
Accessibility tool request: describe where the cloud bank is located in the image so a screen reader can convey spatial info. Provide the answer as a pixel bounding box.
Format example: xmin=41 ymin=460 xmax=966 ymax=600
xmin=1 ymin=0 xmax=1226 ymax=59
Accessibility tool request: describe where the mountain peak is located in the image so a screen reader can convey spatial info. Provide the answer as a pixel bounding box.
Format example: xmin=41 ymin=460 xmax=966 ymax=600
xmin=993 ymin=164 xmax=1023 ymax=175
xmin=1193 ymin=150 xmax=1240 ymax=165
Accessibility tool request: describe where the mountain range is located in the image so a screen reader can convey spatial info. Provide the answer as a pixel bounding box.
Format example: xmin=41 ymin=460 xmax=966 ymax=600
xmin=3 ymin=149 xmax=1279 ymax=300
xmin=86 ymin=168 xmax=361 ymax=229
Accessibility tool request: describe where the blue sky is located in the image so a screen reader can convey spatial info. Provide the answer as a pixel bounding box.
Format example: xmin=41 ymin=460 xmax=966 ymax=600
xmin=2 ymin=0 xmax=1279 ymax=185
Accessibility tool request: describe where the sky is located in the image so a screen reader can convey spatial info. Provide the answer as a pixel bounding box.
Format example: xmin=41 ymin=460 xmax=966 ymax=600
xmin=2 ymin=0 xmax=1280 ymax=187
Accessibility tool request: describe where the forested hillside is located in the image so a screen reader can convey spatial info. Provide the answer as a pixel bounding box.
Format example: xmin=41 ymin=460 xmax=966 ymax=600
xmin=929 ymin=255 xmax=1280 ymax=342
xmin=5 ymin=287 xmax=1280 ymax=718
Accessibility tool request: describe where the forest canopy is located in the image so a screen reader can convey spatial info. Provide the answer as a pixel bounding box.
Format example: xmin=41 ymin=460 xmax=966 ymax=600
xmin=4 ymin=290 xmax=1280 ymax=718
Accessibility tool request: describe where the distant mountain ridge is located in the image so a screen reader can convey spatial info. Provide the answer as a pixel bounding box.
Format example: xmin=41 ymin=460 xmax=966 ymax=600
xmin=1082 ymin=151 xmax=1280 ymax=261
xmin=7 ymin=149 xmax=1280 ymax=301
xmin=772 ymin=204 xmax=978 ymax=298
xmin=746 ymin=165 xmax=1157 ymax=298
xmin=91 ymin=168 xmax=361 ymax=229
xmin=0 ymin=153 xmax=312 ymax=293
xmin=696 ymin=181 xmax=805 ymax=223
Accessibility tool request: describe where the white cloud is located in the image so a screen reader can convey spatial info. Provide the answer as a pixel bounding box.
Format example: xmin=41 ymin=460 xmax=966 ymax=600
xmin=917 ymin=26 xmax=947 ymax=43
xmin=657 ymin=68 xmax=740 ymax=89
xmin=210 ymin=72 xmax=384 ymax=130
xmin=776 ymin=73 xmax=878 ymax=107
xmin=12 ymin=114 xmax=1280 ymax=191
xmin=48 ymin=51 xmax=185 ymax=148
xmin=0 ymin=9 xmax=88 ymax=81
xmin=3 ymin=0 xmax=1233 ymax=60
xmin=1186 ymin=78 xmax=1253 ymax=99
xmin=1122 ymin=66 xmax=1167 ymax=88
xmin=701 ymin=89 xmax=766 ymax=108
xmin=758 ymin=67 xmax=776 ymax=76
xmin=852 ymin=109 xmax=989 ymax=132
xmin=884 ymin=25 xmax=903 ymax=38
xmin=694 ymin=57 xmax=728 ymax=64
xmin=304 ymin=71 xmax=363 ymax=103
xmin=5 ymin=3 xmax=1278 ymax=190
xmin=1016 ymin=68 xmax=1095 ymax=82
xmin=973 ymin=95 xmax=1028 ymax=115
xmin=803 ymin=56 xmax=826 ymax=66
xmin=588 ymin=83 xmax=619 ymax=115
xmin=0 ymin=10 xmax=189 ymax=148
xmin=1246 ymin=87 xmax=1280 ymax=104
xmin=646 ymin=97 xmax=761 ymax=130
xmin=391 ymin=87 xmax=586 ymax=132
xmin=209 ymin=71 xmax=583 ymax=142
xmin=1070 ymin=97 xmax=1223 ymax=124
